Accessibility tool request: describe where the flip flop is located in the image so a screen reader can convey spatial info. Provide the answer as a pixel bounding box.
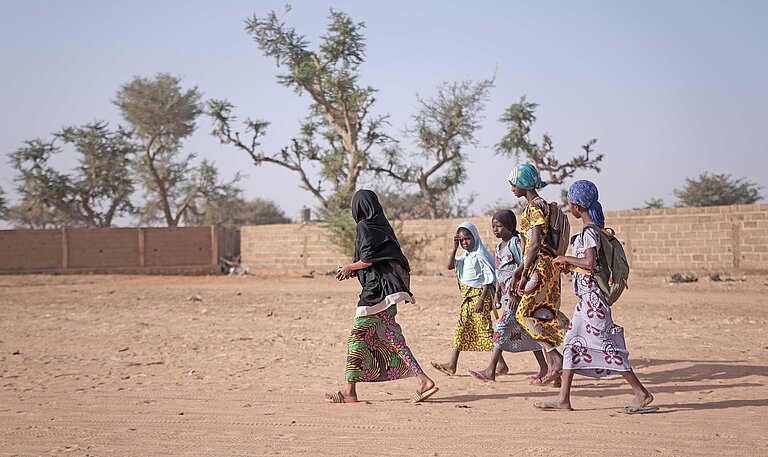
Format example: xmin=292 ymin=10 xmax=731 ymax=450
xmin=621 ymin=405 xmax=659 ymax=414
xmin=533 ymin=400 xmax=572 ymax=411
xmin=468 ymin=369 xmax=495 ymax=382
xmin=411 ymin=386 xmax=439 ymax=403
xmin=324 ymin=391 xmax=357 ymax=404
xmin=430 ymin=361 xmax=454 ymax=376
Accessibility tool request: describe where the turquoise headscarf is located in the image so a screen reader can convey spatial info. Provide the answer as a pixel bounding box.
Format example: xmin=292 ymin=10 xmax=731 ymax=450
xmin=508 ymin=163 xmax=547 ymax=190
xmin=454 ymin=221 xmax=496 ymax=289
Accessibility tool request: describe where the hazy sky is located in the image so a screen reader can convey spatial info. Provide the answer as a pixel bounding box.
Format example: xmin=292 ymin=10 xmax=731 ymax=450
xmin=1 ymin=0 xmax=766 ymax=224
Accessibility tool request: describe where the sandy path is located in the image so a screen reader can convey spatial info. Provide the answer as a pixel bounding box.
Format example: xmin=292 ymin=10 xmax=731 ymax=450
xmin=1 ymin=274 xmax=767 ymax=456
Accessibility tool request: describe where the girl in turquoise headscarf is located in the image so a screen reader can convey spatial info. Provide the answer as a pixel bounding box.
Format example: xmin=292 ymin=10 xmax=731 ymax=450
xmin=431 ymin=222 xmax=508 ymax=376
xmin=508 ymin=164 xmax=570 ymax=385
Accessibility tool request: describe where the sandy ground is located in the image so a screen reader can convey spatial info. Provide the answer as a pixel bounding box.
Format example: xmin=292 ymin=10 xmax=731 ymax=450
xmin=1 ymin=272 xmax=767 ymax=456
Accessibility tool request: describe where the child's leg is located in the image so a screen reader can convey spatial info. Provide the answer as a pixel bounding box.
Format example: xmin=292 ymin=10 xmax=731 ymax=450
xmin=533 ymin=369 xmax=574 ymax=411
xmin=533 ymin=350 xmax=547 ymax=378
xmin=539 ymin=342 xmax=563 ymax=373
xmin=495 ymin=354 xmax=508 ymax=374
xmin=620 ymin=370 xmax=654 ymax=408
xmin=472 ymin=348 xmax=503 ymax=381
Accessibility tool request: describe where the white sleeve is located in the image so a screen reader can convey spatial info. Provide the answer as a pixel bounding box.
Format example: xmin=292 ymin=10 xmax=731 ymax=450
xmin=582 ymin=227 xmax=600 ymax=253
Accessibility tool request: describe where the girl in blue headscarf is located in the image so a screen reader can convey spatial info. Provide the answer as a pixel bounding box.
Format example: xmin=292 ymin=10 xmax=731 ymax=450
xmin=536 ymin=180 xmax=656 ymax=413
xmin=431 ymin=221 xmax=508 ymax=376
xmin=508 ymin=164 xmax=570 ymax=386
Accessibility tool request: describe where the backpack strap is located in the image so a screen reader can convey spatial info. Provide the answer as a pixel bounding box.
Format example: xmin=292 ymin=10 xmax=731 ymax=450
xmin=580 ymin=223 xmax=604 ymax=267
xmin=529 ymin=196 xmax=550 ymax=236
xmin=581 ymin=223 xmax=602 ymax=239
xmin=508 ymin=236 xmax=522 ymax=266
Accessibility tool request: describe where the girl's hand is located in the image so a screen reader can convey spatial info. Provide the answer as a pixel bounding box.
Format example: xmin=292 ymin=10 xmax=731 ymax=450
xmin=494 ymin=299 xmax=502 ymax=310
xmin=453 ymin=234 xmax=460 ymax=248
xmin=512 ymin=268 xmax=522 ymax=291
xmin=516 ymin=273 xmax=529 ymax=296
xmin=552 ymin=255 xmax=570 ymax=271
xmin=475 ymin=301 xmax=484 ymax=313
xmin=335 ymin=264 xmax=355 ymax=281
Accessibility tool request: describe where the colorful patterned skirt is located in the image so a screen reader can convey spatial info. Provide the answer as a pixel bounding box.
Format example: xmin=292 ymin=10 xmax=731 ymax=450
xmin=345 ymin=305 xmax=423 ymax=383
xmin=515 ymin=257 xmax=570 ymax=347
xmin=452 ymin=283 xmax=494 ymax=351
xmin=494 ymin=296 xmax=541 ymax=353
xmin=562 ymin=286 xmax=631 ymax=379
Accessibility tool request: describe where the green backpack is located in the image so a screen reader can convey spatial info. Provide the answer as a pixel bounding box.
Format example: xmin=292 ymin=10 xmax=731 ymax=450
xmin=581 ymin=224 xmax=629 ymax=305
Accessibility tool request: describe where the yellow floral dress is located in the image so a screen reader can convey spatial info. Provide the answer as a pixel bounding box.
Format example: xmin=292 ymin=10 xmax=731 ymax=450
xmin=452 ymin=282 xmax=495 ymax=351
xmin=515 ymin=200 xmax=570 ymax=347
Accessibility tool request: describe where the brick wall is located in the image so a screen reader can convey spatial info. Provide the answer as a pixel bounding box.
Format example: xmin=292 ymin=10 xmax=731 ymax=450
xmin=0 ymin=226 xmax=239 ymax=274
xmin=241 ymin=204 xmax=768 ymax=275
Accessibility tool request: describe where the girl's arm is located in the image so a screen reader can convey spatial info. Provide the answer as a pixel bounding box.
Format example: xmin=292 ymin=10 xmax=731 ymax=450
xmin=553 ymin=247 xmax=597 ymax=271
xmin=336 ymin=260 xmax=373 ymax=281
xmin=476 ymin=283 xmax=492 ymax=312
xmin=516 ymin=224 xmax=542 ymax=294
xmin=447 ymin=234 xmax=460 ymax=270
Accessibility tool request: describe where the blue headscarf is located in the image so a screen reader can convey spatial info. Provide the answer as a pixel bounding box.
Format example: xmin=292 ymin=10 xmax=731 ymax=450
xmin=567 ymin=180 xmax=605 ymax=229
xmin=508 ymin=163 xmax=548 ymax=190
xmin=454 ymin=221 xmax=496 ymax=288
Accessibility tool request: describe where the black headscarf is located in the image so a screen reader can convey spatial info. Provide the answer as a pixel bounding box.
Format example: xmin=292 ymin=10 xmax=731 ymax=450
xmin=493 ymin=210 xmax=519 ymax=237
xmin=352 ymin=190 xmax=410 ymax=269
xmin=351 ymin=190 xmax=411 ymax=307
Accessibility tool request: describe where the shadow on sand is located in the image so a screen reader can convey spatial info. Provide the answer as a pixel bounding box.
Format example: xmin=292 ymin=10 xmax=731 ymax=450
xmin=418 ymin=359 xmax=768 ymax=411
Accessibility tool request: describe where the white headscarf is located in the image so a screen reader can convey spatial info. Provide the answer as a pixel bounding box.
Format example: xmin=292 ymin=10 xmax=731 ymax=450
xmin=454 ymin=221 xmax=496 ymax=288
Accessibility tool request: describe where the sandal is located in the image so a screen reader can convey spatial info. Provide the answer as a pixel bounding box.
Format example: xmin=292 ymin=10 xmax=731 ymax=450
xmin=411 ymin=386 xmax=439 ymax=403
xmin=324 ymin=390 xmax=357 ymax=404
xmin=468 ymin=369 xmax=495 ymax=382
xmin=430 ymin=361 xmax=454 ymax=376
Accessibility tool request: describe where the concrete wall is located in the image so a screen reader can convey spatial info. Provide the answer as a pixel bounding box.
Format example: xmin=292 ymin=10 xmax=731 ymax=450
xmin=241 ymin=204 xmax=768 ymax=275
xmin=0 ymin=226 xmax=238 ymax=274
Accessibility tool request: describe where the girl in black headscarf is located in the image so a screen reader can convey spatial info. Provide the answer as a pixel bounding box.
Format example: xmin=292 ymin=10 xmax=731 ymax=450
xmin=324 ymin=190 xmax=439 ymax=404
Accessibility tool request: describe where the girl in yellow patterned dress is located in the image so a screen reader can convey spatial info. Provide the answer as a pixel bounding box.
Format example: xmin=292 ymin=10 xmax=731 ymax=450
xmin=431 ymin=222 xmax=508 ymax=376
xmin=509 ymin=164 xmax=570 ymax=385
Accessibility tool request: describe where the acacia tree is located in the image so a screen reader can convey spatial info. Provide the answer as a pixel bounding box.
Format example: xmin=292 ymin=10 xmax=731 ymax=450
xmin=674 ymin=173 xmax=762 ymax=207
xmin=186 ymin=194 xmax=291 ymax=226
xmin=208 ymin=7 xmax=390 ymax=215
xmin=6 ymin=122 xmax=136 ymax=228
xmin=495 ymin=96 xmax=602 ymax=196
xmin=644 ymin=198 xmax=665 ymax=209
xmin=116 ymin=73 xmax=240 ymax=226
xmin=371 ymin=78 xmax=493 ymax=219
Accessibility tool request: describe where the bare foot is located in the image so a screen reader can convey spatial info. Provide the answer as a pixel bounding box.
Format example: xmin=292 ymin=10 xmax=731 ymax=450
xmin=430 ymin=361 xmax=456 ymax=376
xmin=417 ymin=375 xmax=436 ymax=394
xmin=473 ymin=367 xmax=496 ymax=382
xmin=495 ymin=358 xmax=508 ymax=375
xmin=631 ymin=392 xmax=654 ymax=408
xmin=533 ymin=397 xmax=572 ymax=411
